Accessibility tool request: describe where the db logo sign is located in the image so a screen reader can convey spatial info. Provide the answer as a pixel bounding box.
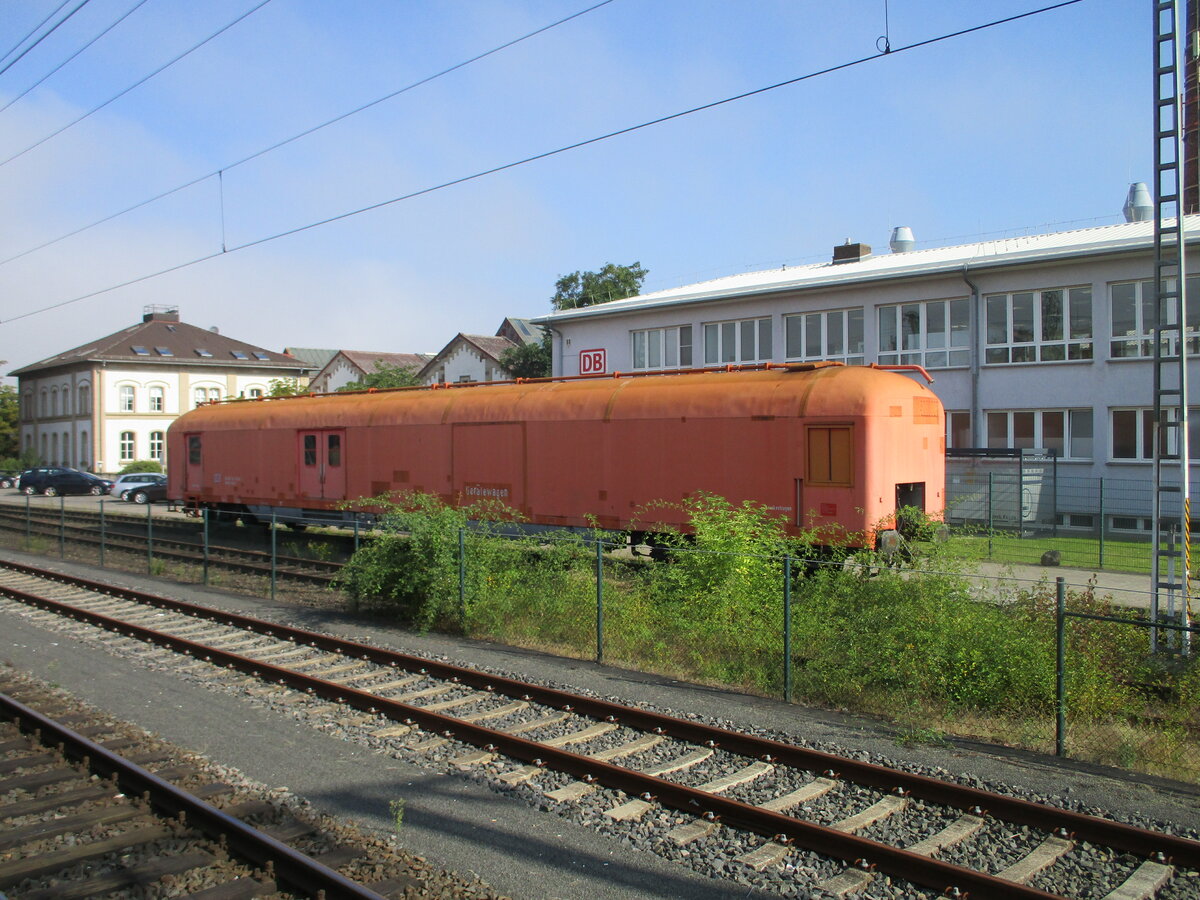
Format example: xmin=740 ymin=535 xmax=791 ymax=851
xmin=579 ymin=348 xmax=606 ymax=374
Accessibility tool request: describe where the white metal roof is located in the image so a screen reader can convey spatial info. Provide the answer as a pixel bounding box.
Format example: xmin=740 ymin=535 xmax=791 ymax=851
xmin=536 ymin=216 xmax=1200 ymax=324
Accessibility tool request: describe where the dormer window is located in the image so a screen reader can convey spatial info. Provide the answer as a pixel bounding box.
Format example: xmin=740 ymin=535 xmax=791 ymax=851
xmin=252 ymin=351 xmax=270 ymax=360
xmin=231 ymin=350 xmax=249 ymax=360
xmin=155 ymin=347 xmax=174 ymax=356
xmin=132 ymin=346 xmax=150 ymax=355
xmin=195 ymin=349 xmax=213 ymax=357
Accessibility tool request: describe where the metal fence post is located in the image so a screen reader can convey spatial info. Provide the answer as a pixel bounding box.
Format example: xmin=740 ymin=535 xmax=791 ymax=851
xmin=270 ymin=512 xmax=277 ymax=602
xmin=1055 ymin=576 xmax=1066 ymax=757
xmin=987 ymin=472 xmax=994 ymax=559
xmin=354 ymin=517 xmax=360 ymax=552
xmin=596 ymin=538 xmax=605 ymax=665
xmin=24 ymin=491 xmax=30 ymax=550
xmin=1098 ymin=477 xmax=1105 ymax=569
xmin=59 ymin=494 xmax=65 ymax=559
xmin=458 ymin=527 xmax=466 ymax=627
xmin=99 ymin=499 xmax=106 ymax=567
xmin=146 ymin=499 xmax=153 ymax=572
xmin=202 ymin=508 xmax=210 ymax=586
xmin=783 ymin=554 xmax=793 ymax=703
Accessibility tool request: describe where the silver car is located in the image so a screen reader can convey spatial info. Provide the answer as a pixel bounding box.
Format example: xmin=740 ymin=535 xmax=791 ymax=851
xmin=109 ymin=472 xmax=166 ymax=500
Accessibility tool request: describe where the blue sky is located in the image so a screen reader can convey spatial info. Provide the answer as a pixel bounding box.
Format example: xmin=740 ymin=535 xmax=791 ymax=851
xmin=0 ymin=0 xmax=1149 ymax=378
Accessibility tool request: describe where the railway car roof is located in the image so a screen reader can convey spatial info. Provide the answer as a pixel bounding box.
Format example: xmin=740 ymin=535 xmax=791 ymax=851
xmin=168 ymin=365 xmax=939 ymax=433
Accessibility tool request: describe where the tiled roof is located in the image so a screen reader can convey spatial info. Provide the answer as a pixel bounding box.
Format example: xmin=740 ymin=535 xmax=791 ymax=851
xmin=462 ymin=334 xmax=518 ymax=360
xmin=338 ymin=350 xmax=432 ymax=372
xmin=535 ymin=216 xmax=1200 ymax=323
xmin=9 ymin=314 xmax=312 ymax=376
xmin=284 ymin=347 xmax=339 ymax=368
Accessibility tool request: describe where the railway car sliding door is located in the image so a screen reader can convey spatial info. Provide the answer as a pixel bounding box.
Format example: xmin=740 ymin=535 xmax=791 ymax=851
xmin=298 ymin=430 xmax=346 ymax=500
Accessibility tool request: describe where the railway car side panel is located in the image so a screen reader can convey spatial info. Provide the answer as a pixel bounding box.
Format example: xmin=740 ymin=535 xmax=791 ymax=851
xmin=451 ymin=422 xmax=527 ymax=513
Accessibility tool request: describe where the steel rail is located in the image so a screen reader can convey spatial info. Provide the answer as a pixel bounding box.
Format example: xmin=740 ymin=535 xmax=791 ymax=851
xmin=3 ymin=559 xmax=1197 ymax=874
xmin=0 ymin=689 xmax=386 ymax=900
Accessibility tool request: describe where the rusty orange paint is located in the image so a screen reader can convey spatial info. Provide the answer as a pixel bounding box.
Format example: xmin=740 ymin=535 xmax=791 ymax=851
xmin=167 ymin=364 xmax=945 ymax=545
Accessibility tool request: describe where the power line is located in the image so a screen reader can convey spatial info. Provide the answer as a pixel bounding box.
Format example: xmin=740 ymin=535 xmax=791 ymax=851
xmin=0 ymin=0 xmax=615 ymax=269
xmin=0 ymin=0 xmax=274 ymax=169
xmin=0 ymin=0 xmax=154 ymax=116
xmin=0 ymin=0 xmax=92 ymax=80
xmin=0 ymin=0 xmax=1088 ymax=327
xmin=0 ymin=0 xmax=71 ymax=67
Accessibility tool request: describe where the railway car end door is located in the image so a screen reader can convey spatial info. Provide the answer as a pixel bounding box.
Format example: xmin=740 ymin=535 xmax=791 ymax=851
xmin=298 ymin=430 xmax=347 ymax=500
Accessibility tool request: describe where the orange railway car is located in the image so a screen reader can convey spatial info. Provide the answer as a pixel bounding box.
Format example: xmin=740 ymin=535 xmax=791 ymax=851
xmin=166 ymin=363 xmax=945 ymax=546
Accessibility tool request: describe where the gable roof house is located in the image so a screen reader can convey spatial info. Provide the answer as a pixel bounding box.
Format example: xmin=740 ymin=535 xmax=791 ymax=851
xmin=307 ymin=350 xmax=433 ymax=393
xmin=419 ymin=317 xmax=545 ymax=385
xmin=9 ymin=306 xmax=316 ymax=473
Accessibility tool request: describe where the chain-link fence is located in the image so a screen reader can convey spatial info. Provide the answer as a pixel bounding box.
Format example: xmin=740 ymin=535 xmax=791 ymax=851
xmin=945 ymin=466 xmax=1188 ymax=573
xmin=1 ymin=497 xmax=1196 ymax=784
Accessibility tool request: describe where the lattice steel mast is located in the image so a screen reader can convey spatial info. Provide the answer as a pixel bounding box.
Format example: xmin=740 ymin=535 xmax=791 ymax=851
xmin=1152 ymin=0 xmax=1193 ymax=652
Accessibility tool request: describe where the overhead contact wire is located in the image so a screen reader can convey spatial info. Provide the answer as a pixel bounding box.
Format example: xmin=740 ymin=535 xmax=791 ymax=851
xmin=0 ymin=0 xmax=71 ymax=68
xmin=0 ymin=0 xmax=92 ymax=79
xmin=0 ymin=0 xmax=1087 ymax=326
xmin=0 ymin=0 xmax=275 ymax=169
xmin=0 ymin=0 xmax=154 ymax=115
xmin=0 ymin=0 xmax=615 ymax=268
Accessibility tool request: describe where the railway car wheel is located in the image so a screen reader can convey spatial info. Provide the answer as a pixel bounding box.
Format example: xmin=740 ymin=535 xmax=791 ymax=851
xmin=42 ymin=486 xmax=58 ymax=497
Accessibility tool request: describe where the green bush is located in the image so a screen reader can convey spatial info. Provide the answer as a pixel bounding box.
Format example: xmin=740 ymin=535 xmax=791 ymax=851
xmin=118 ymin=460 xmax=163 ymax=475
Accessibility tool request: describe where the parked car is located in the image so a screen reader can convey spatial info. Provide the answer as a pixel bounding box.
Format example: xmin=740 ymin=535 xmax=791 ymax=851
xmin=109 ymin=472 xmax=166 ymax=500
xmin=24 ymin=469 xmax=112 ymax=497
xmin=19 ymin=467 xmax=74 ymax=494
xmin=126 ymin=480 xmax=168 ymax=504
xmin=0 ymin=471 xmax=18 ymax=488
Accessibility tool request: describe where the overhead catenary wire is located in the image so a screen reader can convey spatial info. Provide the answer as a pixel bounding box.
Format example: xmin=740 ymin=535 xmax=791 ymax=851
xmin=0 ymin=0 xmax=71 ymax=68
xmin=0 ymin=0 xmax=1087 ymax=327
xmin=0 ymin=0 xmax=275 ymax=169
xmin=0 ymin=0 xmax=615 ymax=270
xmin=0 ymin=0 xmax=154 ymax=116
xmin=0 ymin=0 xmax=92 ymax=80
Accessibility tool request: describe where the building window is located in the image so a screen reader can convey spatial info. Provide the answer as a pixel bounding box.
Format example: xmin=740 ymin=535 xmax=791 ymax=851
xmin=79 ymin=431 xmax=88 ymax=468
xmin=878 ymin=298 xmax=969 ymax=368
xmin=1111 ymin=407 xmax=1200 ymax=461
xmin=149 ymin=431 xmax=164 ymax=462
xmin=77 ymin=385 xmax=89 ymax=415
xmin=22 ymin=392 xmax=32 ymax=420
xmin=632 ymin=325 xmax=693 ymax=369
xmin=209 ymin=388 xmax=221 ymax=402
xmin=51 ymin=433 xmax=58 ymax=465
xmin=703 ymin=317 xmax=771 ymax=365
xmin=119 ymin=385 xmax=135 ymax=412
xmin=119 ymin=431 xmax=135 ymax=461
xmin=39 ymin=389 xmax=47 ymax=417
xmin=248 ymin=387 xmax=263 ymax=398
xmin=785 ymin=309 xmax=864 ymax=365
xmin=1109 ymin=276 xmax=1200 ymax=358
xmin=986 ymin=409 xmax=1093 ymax=459
xmin=52 ymin=388 xmax=59 ymax=417
xmin=946 ymin=411 xmax=972 ymax=449
xmin=62 ymin=386 xmax=70 ymax=416
xmin=985 ymin=287 xmax=1092 ymax=364
xmin=149 ymin=386 xmax=164 ymax=412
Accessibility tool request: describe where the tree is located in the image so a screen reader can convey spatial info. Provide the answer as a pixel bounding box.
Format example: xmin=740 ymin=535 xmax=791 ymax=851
xmin=499 ymin=332 xmax=552 ymax=379
xmin=337 ymin=361 xmax=422 ymax=392
xmin=268 ymin=378 xmax=305 ymax=397
xmin=551 ymin=261 xmax=647 ymax=311
xmin=0 ymin=385 xmax=18 ymax=461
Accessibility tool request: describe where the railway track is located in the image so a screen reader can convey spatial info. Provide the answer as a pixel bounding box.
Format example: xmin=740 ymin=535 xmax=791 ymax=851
xmin=0 ymin=559 xmax=1195 ymax=899
xmin=0 ymin=670 xmax=498 ymax=899
xmin=0 ymin=505 xmax=342 ymax=585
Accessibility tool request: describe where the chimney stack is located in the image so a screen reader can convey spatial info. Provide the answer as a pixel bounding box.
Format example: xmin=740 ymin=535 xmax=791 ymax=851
xmin=832 ymin=240 xmax=871 ymax=265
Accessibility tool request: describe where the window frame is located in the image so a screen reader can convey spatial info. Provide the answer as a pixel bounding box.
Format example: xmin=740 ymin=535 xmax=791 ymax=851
xmin=984 ymin=286 xmax=1093 ymax=365
xmin=119 ymin=385 xmax=135 ymax=413
xmin=877 ymin=297 xmax=970 ymax=369
xmin=1110 ymin=406 xmax=1200 ymax=461
xmin=984 ymin=408 xmax=1094 ymax=460
xmin=119 ymin=431 xmax=135 ymax=462
xmin=702 ymin=316 xmax=772 ymax=365
xmin=784 ymin=308 xmax=865 ymax=365
xmin=1109 ymin=276 xmax=1200 ymax=359
xmin=631 ymin=325 xmax=694 ymax=370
